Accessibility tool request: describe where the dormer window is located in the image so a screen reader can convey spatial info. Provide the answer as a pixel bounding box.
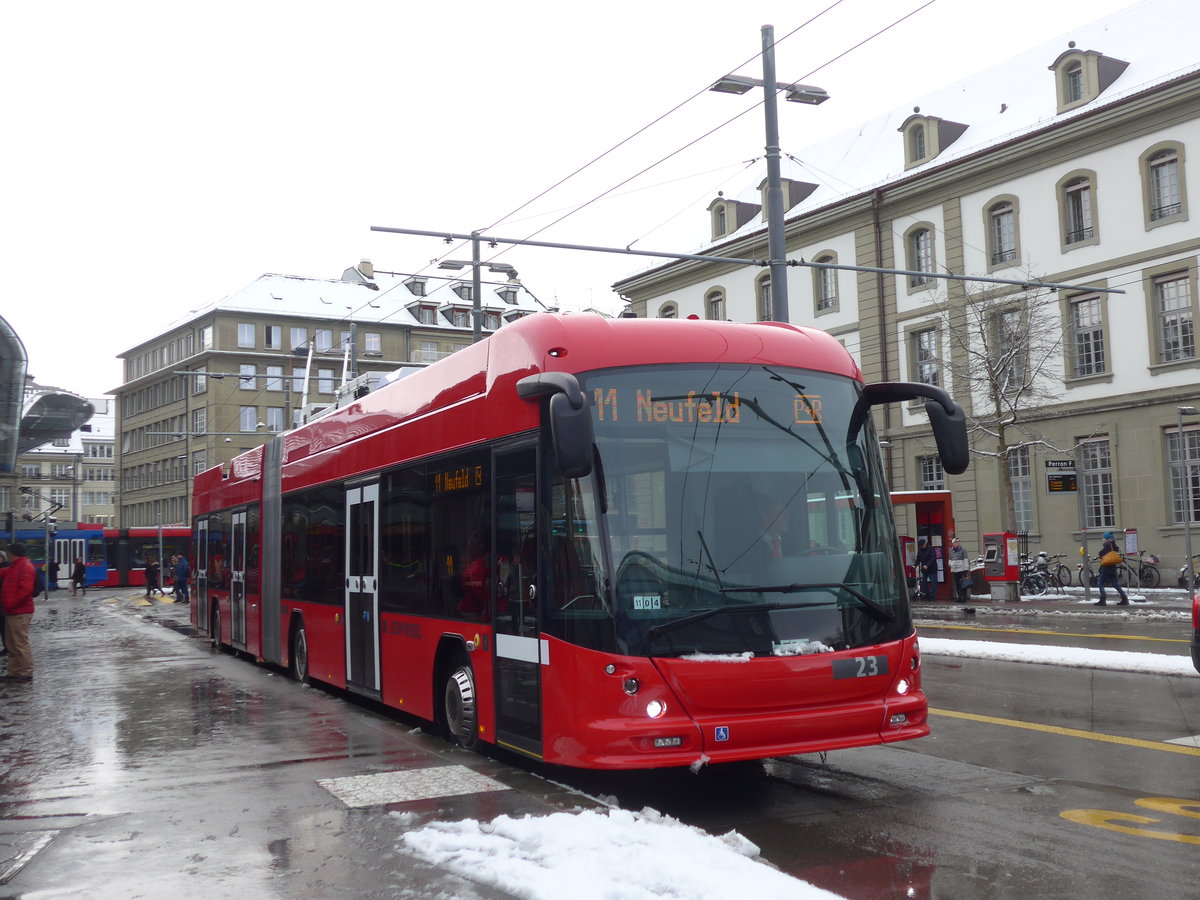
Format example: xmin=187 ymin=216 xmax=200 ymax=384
xmin=1049 ymin=44 xmax=1129 ymax=114
xmin=452 ymin=281 xmax=473 ymax=302
xmin=899 ymin=111 xmax=968 ymax=170
xmin=755 ymin=178 xmax=818 ymax=221
xmin=404 ymin=277 xmax=427 ymax=296
xmin=495 ymin=286 xmax=519 ymax=305
xmin=707 ymin=195 xmax=761 ymax=240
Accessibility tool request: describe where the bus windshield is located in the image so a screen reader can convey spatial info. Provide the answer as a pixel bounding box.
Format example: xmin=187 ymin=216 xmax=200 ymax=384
xmin=575 ymin=363 xmax=910 ymax=658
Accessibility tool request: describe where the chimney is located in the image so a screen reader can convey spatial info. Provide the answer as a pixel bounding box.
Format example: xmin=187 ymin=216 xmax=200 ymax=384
xmin=359 ymin=258 xmax=374 ymax=279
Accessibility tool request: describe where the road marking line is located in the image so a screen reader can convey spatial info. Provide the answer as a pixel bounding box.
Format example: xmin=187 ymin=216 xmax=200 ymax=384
xmin=921 ymin=623 xmax=1187 ymax=644
xmin=929 ymin=708 xmax=1200 ymax=757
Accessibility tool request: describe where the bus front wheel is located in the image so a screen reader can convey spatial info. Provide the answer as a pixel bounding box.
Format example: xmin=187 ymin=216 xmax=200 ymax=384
xmin=443 ymin=660 xmax=479 ymax=751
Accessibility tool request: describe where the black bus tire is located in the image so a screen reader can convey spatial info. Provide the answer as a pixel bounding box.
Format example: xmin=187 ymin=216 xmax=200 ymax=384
xmin=443 ymin=658 xmax=480 ymax=752
xmin=290 ymin=623 xmax=310 ymax=685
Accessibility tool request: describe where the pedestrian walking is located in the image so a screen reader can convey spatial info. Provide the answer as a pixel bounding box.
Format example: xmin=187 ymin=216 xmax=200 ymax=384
xmin=172 ymin=554 xmax=190 ymax=604
xmin=917 ymin=538 xmax=938 ymax=601
xmin=1095 ymin=531 xmax=1129 ymax=606
xmin=947 ymin=536 xmax=973 ymax=603
xmin=0 ymin=543 xmax=37 ymax=683
xmin=70 ymin=558 xmax=87 ymax=596
xmin=144 ymin=558 xmax=165 ymax=599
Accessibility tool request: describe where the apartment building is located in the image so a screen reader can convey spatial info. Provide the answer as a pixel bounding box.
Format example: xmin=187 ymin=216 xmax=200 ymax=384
xmin=613 ymin=0 xmax=1200 ymax=567
xmin=114 ymin=260 xmax=547 ymax=527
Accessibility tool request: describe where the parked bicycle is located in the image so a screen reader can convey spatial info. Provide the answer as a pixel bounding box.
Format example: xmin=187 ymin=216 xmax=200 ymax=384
xmin=1018 ymin=555 xmax=1048 ymax=596
xmin=1177 ymin=553 xmax=1200 ymax=589
xmin=1033 ymin=551 xmax=1072 ymax=589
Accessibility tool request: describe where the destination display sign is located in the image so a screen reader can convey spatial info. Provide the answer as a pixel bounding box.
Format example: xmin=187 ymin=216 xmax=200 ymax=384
xmin=591 ymin=388 xmax=823 ymax=426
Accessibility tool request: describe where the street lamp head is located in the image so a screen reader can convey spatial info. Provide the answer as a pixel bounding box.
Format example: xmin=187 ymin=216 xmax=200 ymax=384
xmin=438 ymin=260 xmax=470 ymax=271
xmin=784 ymin=83 xmax=830 ymax=105
xmin=1180 ymin=405 xmax=1199 ymax=416
xmin=710 ymin=74 xmax=761 ymax=95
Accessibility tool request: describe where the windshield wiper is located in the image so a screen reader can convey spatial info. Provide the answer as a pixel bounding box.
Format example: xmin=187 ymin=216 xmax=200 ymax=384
xmin=722 ymin=582 xmax=894 ymax=622
xmin=646 ymin=587 xmax=894 ymax=639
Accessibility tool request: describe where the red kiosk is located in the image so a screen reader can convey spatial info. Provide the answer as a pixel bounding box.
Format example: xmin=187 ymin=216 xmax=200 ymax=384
xmin=891 ymin=491 xmax=955 ymax=601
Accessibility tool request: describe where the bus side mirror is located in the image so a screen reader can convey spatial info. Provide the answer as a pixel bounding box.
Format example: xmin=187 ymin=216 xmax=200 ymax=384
xmin=861 ymin=381 xmax=970 ymax=476
xmin=517 ymin=372 xmax=595 ymax=479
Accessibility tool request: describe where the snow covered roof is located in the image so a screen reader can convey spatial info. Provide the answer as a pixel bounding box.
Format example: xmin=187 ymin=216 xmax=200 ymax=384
xmin=124 ymin=266 xmax=551 ymax=355
xmin=704 ymin=0 xmax=1200 ymax=247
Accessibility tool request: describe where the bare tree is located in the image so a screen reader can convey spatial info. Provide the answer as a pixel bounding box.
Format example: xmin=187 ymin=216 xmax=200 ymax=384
xmin=924 ymin=281 xmax=1067 ymax=532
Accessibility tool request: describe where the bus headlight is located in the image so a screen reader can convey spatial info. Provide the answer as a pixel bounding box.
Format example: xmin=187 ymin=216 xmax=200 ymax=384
xmin=645 ymin=699 xmax=667 ymax=719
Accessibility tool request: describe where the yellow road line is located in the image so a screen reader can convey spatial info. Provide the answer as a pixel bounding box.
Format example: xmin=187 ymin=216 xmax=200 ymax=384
xmin=930 ymin=708 xmax=1200 ymax=757
xmin=921 ymin=623 xmax=1187 ymax=644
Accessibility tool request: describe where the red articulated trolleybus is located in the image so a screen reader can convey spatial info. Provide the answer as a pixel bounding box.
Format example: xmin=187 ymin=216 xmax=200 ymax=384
xmin=191 ymin=313 xmax=968 ymax=770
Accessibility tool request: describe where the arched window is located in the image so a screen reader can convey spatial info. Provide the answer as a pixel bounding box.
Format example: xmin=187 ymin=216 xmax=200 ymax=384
xmin=706 ymin=290 xmax=726 ymax=321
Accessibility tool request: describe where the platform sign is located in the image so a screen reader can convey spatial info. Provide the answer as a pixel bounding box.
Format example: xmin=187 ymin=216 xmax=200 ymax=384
xmin=1046 ymin=459 xmax=1077 ymax=493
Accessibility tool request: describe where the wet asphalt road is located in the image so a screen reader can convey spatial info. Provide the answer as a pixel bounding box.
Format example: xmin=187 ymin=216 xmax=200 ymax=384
xmin=2 ymin=589 xmax=1197 ymax=899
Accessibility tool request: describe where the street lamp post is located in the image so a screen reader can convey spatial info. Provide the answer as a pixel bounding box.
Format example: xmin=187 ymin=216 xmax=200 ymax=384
xmin=438 ymin=236 xmax=518 ymax=343
xmin=1179 ymin=405 xmax=1199 ymax=597
xmin=710 ymin=25 xmax=829 ymax=324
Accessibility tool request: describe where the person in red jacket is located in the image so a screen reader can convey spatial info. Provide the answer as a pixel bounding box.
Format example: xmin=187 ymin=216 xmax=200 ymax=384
xmin=0 ymin=543 xmax=36 ymax=683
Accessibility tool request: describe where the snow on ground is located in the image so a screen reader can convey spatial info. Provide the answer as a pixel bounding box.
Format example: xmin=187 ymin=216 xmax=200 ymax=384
xmin=398 ymin=631 xmax=1195 ymax=899
xmin=399 ymin=805 xmax=842 ymax=899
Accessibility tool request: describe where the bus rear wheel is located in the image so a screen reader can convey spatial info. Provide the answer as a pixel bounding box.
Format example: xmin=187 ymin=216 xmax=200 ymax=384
xmin=290 ymin=625 xmax=310 ymax=685
xmin=444 ymin=661 xmax=480 ymax=751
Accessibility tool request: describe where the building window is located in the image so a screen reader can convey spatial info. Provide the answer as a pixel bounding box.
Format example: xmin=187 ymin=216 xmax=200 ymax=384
xmin=483 ymin=312 xmax=501 ymax=330
xmin=451 ymin=309 xmax=470 ymax=328
xmin=1080 ymin=439 xmax=1115 ymax=529
xmin=911 ymin=327 xmax=940 ymax=386
xmin=1009 ymin=447 xmax=1033 ymax=532
xmin=453 ymin=283 xmax=473 ymax=302
xmin=994 ymin=309 xmax=1026 ymax=392
xmin=192 ymin=367 xmax=206 ymax=394
xmin=987 ymin=199 xmax=1018 ymax=266
xmin=1062 ymin=176 xmax=1095 ymax=245
xmin=908 ymin=123 xmax=926 ymax=163
xmin=237 ymin=323 xmax=255 ymax=348
xmin=264 ymin=324 xmax=282 ymax=350
xmin=198 ymin=325 xmax=213 ymax=350
xmin=706 ymin=290 xmax=726 ymax=321
xmin=192 ymin=407 xmax=206 ymax=435
xmin=317 ymin=368 xmax=334 ymax=394
xmin=192 ymin=450 xmax=207 ymax=476
xmin=906 ymin=227 xmax=934 ymax=287
xmin=713 ymin=205 xmax=727 ymax=238
xmin=291 ymin=368 xmax=305 ymax=395
xmin=239 ymin=364 xmax=257 ymax=390
xmin=315 ymin=329 xmax=333 ymax=352
xmin=405 ymin=277 xmax=426 ymax=296
xmin=1069 ymin=294 xmax=1106 ymax=378
xmin=919 ymin=456 xmax=944 ymax=491
xmin=418 ymin=305 xmax=437 ymax=325
xmin=418 ymin=342 xmax=438 ymax=364
xmin=1146 ymin=147 xmax=1184 ymax=223
xmin=1168 ymin=427 xmax=1200 ymax=525
xmin=496 ymin=287 xmax=519 ymax=305
xmin=1065 ymin=63 xmax=1084 ymax=103
xmin=266 ymin=407 xmax=285 ymax=432
xmin=264 ymin=365 xmax=283 ymax=391
xmin=290 ymin=327 xmax=308 ymax=353
xmin=757 ymin=275 xmax=773 ymax=322
xmin=658 ymin=303 xmax=678 ymax=319
xmin=239 ymin=406 xmax=258 ymax=432
xmin=363 ymin=332 xmax=382 ymax=354
xmin=1155 ymin=271 xmax=1195 ymax=363
xmin=814 ymin=254 xmax=838 ymax=312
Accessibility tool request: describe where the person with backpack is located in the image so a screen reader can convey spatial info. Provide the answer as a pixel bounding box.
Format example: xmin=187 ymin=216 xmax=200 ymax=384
xmin=0 ymin=543 xmax=38 ymax=682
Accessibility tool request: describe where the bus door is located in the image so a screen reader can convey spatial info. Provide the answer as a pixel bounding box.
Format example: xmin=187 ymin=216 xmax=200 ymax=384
xmin=231 ymin=510 xmax=248 ymax=648
xmin=345 ymin=483 xmax=380 ymax=694
xmin=493 ymin=445 xmax=542 ymax=757
xmin=195 ymin=519 xmax=209 ymax=632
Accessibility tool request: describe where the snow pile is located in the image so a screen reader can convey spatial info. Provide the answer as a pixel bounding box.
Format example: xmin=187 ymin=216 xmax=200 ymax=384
xmin=400 ymin=805 xmax=842 ymax=899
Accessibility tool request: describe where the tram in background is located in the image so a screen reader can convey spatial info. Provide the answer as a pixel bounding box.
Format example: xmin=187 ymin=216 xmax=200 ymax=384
xmin=99 ymin=527 xmax=193 ymax=588
xmin=0 ymin=522 xmax=108 ymax=585
xmin=190 ymin=313 xmax=968 ymax=770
